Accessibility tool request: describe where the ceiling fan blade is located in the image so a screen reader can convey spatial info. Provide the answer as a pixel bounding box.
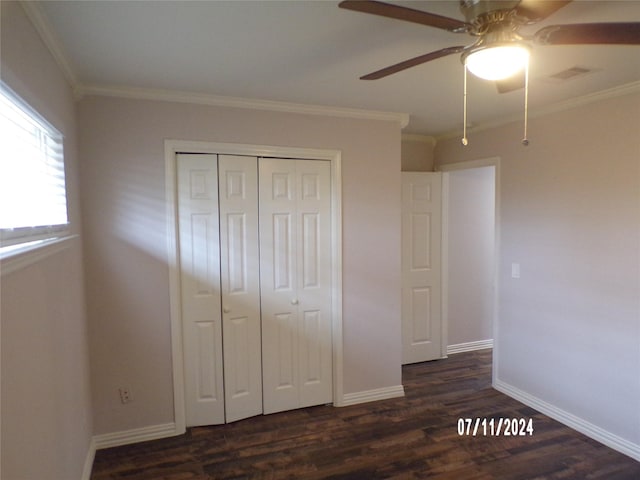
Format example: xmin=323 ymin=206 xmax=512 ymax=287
xmin=515 ymin=0 xmax=572 ymax=22
xmin=535 ymin=22 xmax=640 ymax=45
xmin=361 ymin=46 xmax=466 ymax=80
xmin=495 ymin=71 xmax=525 ymax=94
xmin=339 ymin=0 xmax=469 ymax=33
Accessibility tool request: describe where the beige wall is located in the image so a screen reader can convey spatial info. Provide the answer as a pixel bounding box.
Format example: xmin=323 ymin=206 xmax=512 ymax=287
xmin=401 ymin=135 xmax=435 ymax=171
xmin=0 ymin=2 xmax=93 ymax=479
xmin=77 ymin=96 xmax=403 ymax=434
xmin=435 ymin=92 xmax=640 ymax=450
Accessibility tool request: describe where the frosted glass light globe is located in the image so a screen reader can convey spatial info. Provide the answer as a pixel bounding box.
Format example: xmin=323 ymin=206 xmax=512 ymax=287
xmin=465 ymin=45 xmax=530 ymax=81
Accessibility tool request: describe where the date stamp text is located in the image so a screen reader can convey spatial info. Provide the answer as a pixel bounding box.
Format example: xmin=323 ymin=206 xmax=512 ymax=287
xmin=457 ymin=417 xmax=534 ymax=436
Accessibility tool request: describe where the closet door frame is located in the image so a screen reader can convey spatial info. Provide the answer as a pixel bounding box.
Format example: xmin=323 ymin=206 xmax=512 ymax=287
xmin=165 ymin=140 xmax=344 ymax=434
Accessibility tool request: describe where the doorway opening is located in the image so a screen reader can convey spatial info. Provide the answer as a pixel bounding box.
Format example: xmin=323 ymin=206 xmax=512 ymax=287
xmin=441 ymin=158 xmax=499 ymax=380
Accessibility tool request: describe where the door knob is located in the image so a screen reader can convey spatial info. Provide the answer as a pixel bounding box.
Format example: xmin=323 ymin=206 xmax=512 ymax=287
xmin=291 ymin=299 xmax=299 ymax=305
xmin=223 ymin=307 xmax=231 ymax=314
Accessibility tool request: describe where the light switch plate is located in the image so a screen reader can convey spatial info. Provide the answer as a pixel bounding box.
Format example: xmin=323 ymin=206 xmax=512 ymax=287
xmin=511 ymin=263 xmax=520 ymax=279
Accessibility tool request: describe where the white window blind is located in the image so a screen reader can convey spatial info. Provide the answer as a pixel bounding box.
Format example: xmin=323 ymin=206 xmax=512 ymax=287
xmin=0 ymin=83 xmax=69 ymax=248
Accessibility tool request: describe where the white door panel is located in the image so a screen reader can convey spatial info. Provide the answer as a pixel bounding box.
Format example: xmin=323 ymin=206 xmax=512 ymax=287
xmin=260 ymin=158 xmax=332 ymax=414
xmin=179 ymin=154 xmax=333 ymax=424
xmin=177 ymin=154 xmax=225 ymax=425
xmin=402 ymin=172 xmax=443 ymax=364
xmin=296 ymin=160 xmax=332 ymax=408
xmin=218 ymin=155 xmax=262 ymax=423
xmin=260 ymin=159 xmax=299 ymax=413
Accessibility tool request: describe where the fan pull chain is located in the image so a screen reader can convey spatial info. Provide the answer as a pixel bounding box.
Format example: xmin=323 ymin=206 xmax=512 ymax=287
xmin=522 ymin=61 xmax=530 ymax=146
xmin=462 ymin=65 xmax=468 ymax=146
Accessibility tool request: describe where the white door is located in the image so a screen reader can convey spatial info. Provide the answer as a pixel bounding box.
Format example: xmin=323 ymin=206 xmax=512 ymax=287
xmin=218 ymin=155 xmax=262 ymax=423
xmin=296 ymin=160 xmax=333 ymax=409
xmin=179 ymin=154 xmax=264 ymax=426
xmin=259 ymin=158 xmax=333 ymax=414
xmin=178 ymin=154 xmax=225 ymax=425
xmin=401 ymin=172 xmax=443 ymax=364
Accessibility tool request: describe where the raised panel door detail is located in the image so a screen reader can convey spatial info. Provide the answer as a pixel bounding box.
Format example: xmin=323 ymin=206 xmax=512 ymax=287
xmin=302 ymin=213 xmax=319 ymax=288
xmin=275 ymin=312 xmax=296 ymax=389
xmin=272 ymin=173 xmax=292 ymax=200
xmin=301 ymin=174 xmax=320 ymax=200
xmin=273 ymin=213 xmax=293 ymax=291
xmin=410 ymin=287 xmax=431 ymax=343
xmin=225 ymin=170 xmax=245 ymax=200
xmin=411 ymin=182 xmax=431 ymax=203
xmin=196 ymin=321 xmax=219 ymax=400
xmin=410 ymin=213 xmax=431 ymax=271
xmin=226 ymin=213 xmax=246 ymax=294
xmin=190 ymin=170 xmax=211 ymax=199
xmin=191 ymin=214 xmax=214 ymax=295
xmin=228 ymin=315 xmax=250 ymax=398
xmin=301 ymin=310 xmax=321 ymax=384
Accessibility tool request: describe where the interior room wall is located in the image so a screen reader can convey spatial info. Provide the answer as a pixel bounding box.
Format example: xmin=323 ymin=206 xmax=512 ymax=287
xmin=445 ymin=166 xmax=495 ymax=347
xmin=401 ymin=135 xmax=435 ymax=171
xmin=77 ymin=95 xmax=403 ymax=435
xmin=0 ymin=2 xmax=94 ymax=479
xmin=435 ymin=91 xmax=640 ymax=457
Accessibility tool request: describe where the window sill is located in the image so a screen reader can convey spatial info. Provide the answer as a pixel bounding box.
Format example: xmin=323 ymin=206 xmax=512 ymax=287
xmin=0 ymin=234 xmax=79 ymax=276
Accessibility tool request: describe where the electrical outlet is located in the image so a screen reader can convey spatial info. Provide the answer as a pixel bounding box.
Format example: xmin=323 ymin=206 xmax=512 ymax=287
xmin=119 ymin=387 xmax=132 ymax=404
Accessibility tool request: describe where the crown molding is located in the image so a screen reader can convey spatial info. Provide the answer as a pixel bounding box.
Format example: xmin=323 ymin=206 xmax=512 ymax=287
xmin=24 ymin=0 xmax=635 ymax=137
xmin=436 ymin=80 xmax=640 ymax=141
xmin=19 ymin=1 xmax=79 ymax=89
xmin=77 ymin=83 xmax=411 ymax=128
xmin=19 ymin=0 xmax=409 ymax=128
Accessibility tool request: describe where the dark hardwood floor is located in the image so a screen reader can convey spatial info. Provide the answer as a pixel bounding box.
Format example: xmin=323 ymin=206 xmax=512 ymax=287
xmin=91 ymin=350 xmax=640 ymax=479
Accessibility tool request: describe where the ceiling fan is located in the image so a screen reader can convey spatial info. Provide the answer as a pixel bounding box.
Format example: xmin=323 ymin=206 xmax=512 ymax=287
xmin=339 ymin=0 xmax=640 ymax=82
xmin=339 ymin=0 xmax=640 ymax=145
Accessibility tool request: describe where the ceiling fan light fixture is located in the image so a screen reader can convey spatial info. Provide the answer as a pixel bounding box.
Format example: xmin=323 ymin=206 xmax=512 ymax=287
xmin=464 ymin=44 xmax=530 ymax=80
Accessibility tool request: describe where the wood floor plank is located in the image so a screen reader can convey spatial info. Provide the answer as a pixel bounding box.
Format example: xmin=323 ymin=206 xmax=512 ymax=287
xmin=91 ymin=350 xmax=640 ymax=479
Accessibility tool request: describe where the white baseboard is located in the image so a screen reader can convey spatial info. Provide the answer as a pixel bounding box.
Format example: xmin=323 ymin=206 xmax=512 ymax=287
xmin=93 ymin=422 xmax=182 ymax=450
xmin=447 ymin=339 xmax=493 ymax=355
xmin=494 ymin=379 xmax=640 ymax=462
xmin=340 ymin=385 xmax=405 ymax=407
xmin=81 ymin=437 xmax=96 ymax=480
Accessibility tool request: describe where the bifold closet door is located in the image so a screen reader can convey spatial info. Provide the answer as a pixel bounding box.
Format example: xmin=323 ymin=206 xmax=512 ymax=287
xmin=218 ymin=155 xmax=262 ymax=423
xmin=178 ymin=154 xmax=225 ymax=426
xmin=259 ymin=158 xmax=333 ymax=415
xmin=178 ymin=154 xmax=262 ymax=426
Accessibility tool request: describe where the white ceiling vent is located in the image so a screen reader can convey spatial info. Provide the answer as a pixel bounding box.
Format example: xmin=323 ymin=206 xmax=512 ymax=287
xmin=546 ymin=66 xmax=599 ymax=82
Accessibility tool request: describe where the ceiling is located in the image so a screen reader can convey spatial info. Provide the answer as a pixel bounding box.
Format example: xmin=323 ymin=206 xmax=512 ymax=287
xmin=37 ymin=0 xmax=640 ymax=136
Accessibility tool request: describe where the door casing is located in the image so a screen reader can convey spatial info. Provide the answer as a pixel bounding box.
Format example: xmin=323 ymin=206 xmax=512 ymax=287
xmin=165 ymin=140 xmax=344 ymax=433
